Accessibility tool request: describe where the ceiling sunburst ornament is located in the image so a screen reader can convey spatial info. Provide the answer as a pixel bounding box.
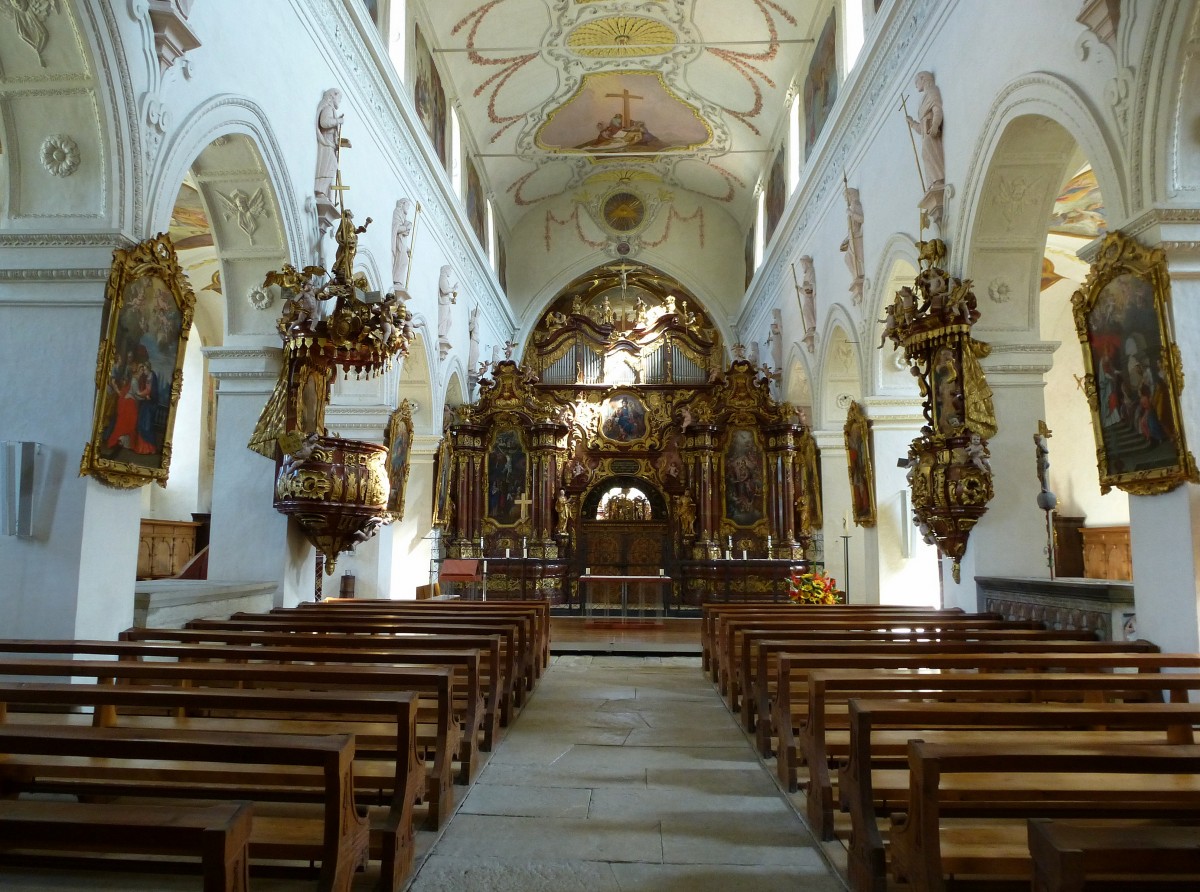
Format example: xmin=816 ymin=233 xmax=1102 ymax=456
xmin=602 ymin=191 xmax=646 ymax=232
xmin=567 ymin=16 xmax=676 ymax=58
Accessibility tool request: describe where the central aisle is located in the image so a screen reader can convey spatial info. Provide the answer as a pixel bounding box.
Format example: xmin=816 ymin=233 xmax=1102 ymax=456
xmin=408 ymin=655 xmax=845 ymax=891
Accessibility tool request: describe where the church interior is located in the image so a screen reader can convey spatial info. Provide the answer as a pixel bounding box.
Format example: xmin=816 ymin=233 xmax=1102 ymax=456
xmin=4 ymin=0 xmax=1200 ymax=889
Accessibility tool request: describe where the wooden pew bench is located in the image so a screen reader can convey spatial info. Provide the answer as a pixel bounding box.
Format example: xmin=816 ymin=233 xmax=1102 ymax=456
xmin=795 ymin=668 xmax=1200 ymax=842
xmin=0 ymin=724 xmax=368 ymax=892
xmin=768 ymin=649 xmax=1200 ymax=799
xmin=0 ymin=656 xmax=459 ymax=830
xmin=0 ymin=682 xmax=424 ymax=891
xmin=0 ymin=637 xmax=487 ymax=783
xmin=264 ymin=606 xmax=542 ymax=697
xmin=890 ymin=742 xmax=1200 ymax=891
xmin=740 ymin=628 xmax=1104 ymax=747
xmin=0 ymin=799 xmax=252 ymax=892
xmin=121 ymin=626 xmax=505 ymax=750
xmin=699 ymin=604 xmax=968 ymax=677
xmin=717 ymin=615 xmax=1043 ymax=707
xmin=843 ymin=700 xmax=1200 ymax=892
xmin=751 ymin=637 xmax=1155 ymax=760
xmin=303 ymin=598 xmax=552 ymax=674
xmin=191 ymin=615 xmax=524 ymax=723
xmin=1027 ymin=817 xmax=1200 ymax=891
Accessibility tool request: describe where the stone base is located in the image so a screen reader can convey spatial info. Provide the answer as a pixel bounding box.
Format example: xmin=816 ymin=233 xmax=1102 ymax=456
xmin=133 ymin=580 xmax=278 ymax=629
xmin=976 ymin=575 xmax=1135 ymax=641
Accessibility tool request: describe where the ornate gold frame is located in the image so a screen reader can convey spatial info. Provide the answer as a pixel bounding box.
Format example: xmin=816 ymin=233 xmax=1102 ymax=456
xmin=80 ymin=233 xmax=196 ymax=489
xmin=1071 ymin=230 xmax=1198 ymax=495
xmin=485 ymin=427 xmax=530 ymax=530
xmin=844 ymin=400 xmax=877 ymax=527
xmin=384 ymin=400 xmax=415 ymax=521
xmin=431 ymin=436 xmax=453 ymax=529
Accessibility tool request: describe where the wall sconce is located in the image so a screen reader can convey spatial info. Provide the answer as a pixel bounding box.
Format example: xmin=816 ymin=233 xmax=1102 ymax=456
xmin=2 ymin=441 xmax=41 ymax=539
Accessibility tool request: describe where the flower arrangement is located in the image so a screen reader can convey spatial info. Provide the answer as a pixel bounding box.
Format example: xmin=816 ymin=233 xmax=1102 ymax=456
xmin=788 ymin=570 xmax=844 ymax=605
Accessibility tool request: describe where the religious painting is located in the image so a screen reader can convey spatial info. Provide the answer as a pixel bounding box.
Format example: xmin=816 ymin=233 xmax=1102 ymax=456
xmin=465 ymin=154 xmax=488 ymax=249
xmin=536 ymin=71 xmax=712 ymax=158
xmin=744 ymin=222 xmax=756 ymax=291
xmin=764 ymin=141 xmax=787 ymax=247
xmin=724 ymin=428 xmax=765 ymax=527
xmin=81 ymin=234 xmax=196 ymax=489
xmin=413 ymin=24 xmax=448 ymax=170
xmin=487 ymin=428 xmax=529 ymax=527
xmin=844 ymin=401 xmax=877 ymax=527
xmin=1072 ymin=230 xmax=1197 ymax=495
xmin=1050 ymin=165 xmax=1107 ymax=239
xmin=600 ymin=392 xmax=648 ymax=443
xmin=384 ymin=400 xmax=414 ymax=521
xmin=804 ymin=10 xmax=838 ymax=154
xmin=431 ymin=435 xmax=454 ymax=528
xmin=495 ymin=229 xmax=507 ymax=294
xmin=795 ymin=428 xmax=823 ymax=534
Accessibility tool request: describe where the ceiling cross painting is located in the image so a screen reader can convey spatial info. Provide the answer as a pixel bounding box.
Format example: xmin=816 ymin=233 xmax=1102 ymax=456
xmin=423 ymin=0 xmax=818 ymax=241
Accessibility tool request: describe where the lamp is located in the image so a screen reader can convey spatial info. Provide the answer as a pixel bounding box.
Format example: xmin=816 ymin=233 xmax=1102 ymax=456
xmin=2 ymin=441 xmax=40 ymax=539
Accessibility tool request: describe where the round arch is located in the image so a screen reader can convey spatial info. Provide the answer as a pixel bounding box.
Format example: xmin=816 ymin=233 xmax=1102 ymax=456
xmin=580 ymin=475 xmax=669 ymax=522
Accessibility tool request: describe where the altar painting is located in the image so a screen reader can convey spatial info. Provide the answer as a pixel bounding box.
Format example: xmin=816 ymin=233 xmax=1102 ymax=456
xmin=487 ymin=429 xmax=528 ymax=526
xmin=600 ymin=392 xmax=648 ymax=443
xmin=725 ymin=428 xmax=765 ymax=527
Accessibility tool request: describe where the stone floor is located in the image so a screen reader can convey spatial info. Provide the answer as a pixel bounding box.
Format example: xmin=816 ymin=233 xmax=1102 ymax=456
xmin=407 ymin=654 xmax=846 ymax=891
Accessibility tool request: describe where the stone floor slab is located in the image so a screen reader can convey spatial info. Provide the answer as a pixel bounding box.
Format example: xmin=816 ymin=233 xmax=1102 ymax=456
xmin=459 ymin=783 xmax=593 ymax=818
xmin=428 ymin=814 xmax=664 ymax=863
xmin=409 ymin=857 xmax=621 ymax=892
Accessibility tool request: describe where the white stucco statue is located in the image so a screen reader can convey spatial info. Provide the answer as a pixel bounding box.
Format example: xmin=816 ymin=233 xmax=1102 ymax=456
xmin=768 ymin=308 xmax=784 ymax=371
xmin=314 ymin=88 xmax=343 ymax=200
xmin=467 ymin=304 xmax=480 ymax=373
xmin=798 ymin=255 xmax=817 ymax=352
xmin=391 ymin=198 xmax=413 ymax=294
xmin=906 ymin=71 xmax=945 ymax=188
xmin=840 ymin=185 xmax=865 ymax=303
xmin=437 ymin=265 xmax=457 ymax=359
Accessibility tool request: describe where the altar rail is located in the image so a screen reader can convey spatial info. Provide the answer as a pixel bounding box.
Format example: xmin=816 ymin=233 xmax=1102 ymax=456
xmin=976 ymin=576 xmax=1135 ymax=641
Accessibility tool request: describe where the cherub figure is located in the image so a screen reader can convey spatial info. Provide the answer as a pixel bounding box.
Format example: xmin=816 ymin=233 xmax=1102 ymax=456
xmin=965 ymin=432 xmax=991 ymax=475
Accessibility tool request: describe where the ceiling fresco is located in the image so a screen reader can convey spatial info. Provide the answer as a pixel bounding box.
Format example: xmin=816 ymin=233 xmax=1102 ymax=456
xmin=421 ymin=0 xmax=817 ymax=251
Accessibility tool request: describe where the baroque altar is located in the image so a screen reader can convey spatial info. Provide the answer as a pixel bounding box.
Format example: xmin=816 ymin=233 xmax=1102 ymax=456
xmin=437 ymin=262 xmax=820 ymax=607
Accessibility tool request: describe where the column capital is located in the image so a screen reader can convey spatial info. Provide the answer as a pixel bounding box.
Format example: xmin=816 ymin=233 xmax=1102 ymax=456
xmin=203 ymin=346 xmax=282 ymax=393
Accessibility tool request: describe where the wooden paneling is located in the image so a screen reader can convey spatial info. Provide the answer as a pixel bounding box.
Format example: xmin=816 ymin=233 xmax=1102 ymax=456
xmin=137 ymin=519 xmax=200 ymax=579
xmin=1081 ymin=525 xmax=1132 ymax=581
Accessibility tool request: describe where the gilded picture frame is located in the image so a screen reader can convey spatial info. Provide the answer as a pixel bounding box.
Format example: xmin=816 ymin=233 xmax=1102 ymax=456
xmin=80 ymin=233 xmax=196 ymax=489
xmin=486 ymin=428 xmax=529 ymax=528
xmin=431 ymin=435 xmax=453 ymax=529
xmin=724 ymin=426 xmax=766 ymax=529
xmin=384 ymin=400 xmax=415 ymax=521
xmin=1071 ymin=230 xmax=1198 ymax=495
xmin=844 ymin=400 xmax=877 ymax=527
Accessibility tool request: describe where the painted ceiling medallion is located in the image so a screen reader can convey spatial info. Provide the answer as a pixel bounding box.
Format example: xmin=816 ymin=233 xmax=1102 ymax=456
xmin=602 ymin=191 xmax=646 ymax=232
xmin=567 ymin=16 xmax=675 ymax=58
xmin=536 ymin=71 xmax=712 ymax=159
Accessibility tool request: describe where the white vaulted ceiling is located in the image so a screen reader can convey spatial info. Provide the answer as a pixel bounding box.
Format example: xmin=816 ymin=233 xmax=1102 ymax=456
xmin=418 ymin=0 xmax=823 ymax=254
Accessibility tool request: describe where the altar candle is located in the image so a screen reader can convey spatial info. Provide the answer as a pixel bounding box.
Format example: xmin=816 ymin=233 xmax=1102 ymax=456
xmin=742 ymin=549 xmax=748 ymax=561
xmin=522 ymin=537 xmax=528 ymax=558
xmin=767 ymin=535 xmax=772 ymax=549
xmin=505 ymin=547 xmax=510 ymax=559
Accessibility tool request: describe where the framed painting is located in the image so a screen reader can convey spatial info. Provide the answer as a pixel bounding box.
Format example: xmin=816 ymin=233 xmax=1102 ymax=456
xmin=795 ymin=428 xmax=823 ymax=533
xmin=431 ymin=435 xmax=454 ymax=529
xmin=763 ymin=141 xmax=786 ymax=247
xmin=804 ymin=10 xmax=838 ymax=154
xmin=724 ymin=427 xmax=765 ymax=528
xmin=844 ymin=400 xmax=877 ymax=527
xmin=413 ymin=23 xmax=448 ymax=170
xmin=384 ymin=400 xmax=414 ymax=521
xmin=486 ymin=428 xmax=529 ymax=527
xmin=1071 ymin=230 xmax=1198 ymax=494
xmin=600 ymin=392 xmax=648 ymax=444
xmin=80 ymin=233 xmax=195 ymax=489
xmin=465 ymin=154 xmax=488 ymax=249
xmin=744 ymin=222 xmax=756 ymax=291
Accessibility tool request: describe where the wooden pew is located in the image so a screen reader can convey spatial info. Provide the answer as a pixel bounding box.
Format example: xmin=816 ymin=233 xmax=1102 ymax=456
xmin=716 ymin=615 xmax=1044 ymax=705
xmin=304 ymin=598 xmax=552 ymax=673
xmin=843 ymin=700 xmax=1200 ymax=892
xmin=121 ymin=626 xmax=505 ymax=749
xmin=698 ymin=604 xmax=967 ymax=675
xmin=191 ymin=615 xmax=525 ymax=721
xmin=0 ymin=724 xmax=369 ymax=892
xmin=0 ymin=637 xmax=486 ymax=783
xmin=891 ymin=742 xmax=1200 ymax=891
xmin=739 ymin=628 xmax=1104 ymax=745
xmin=0 ymin=682 xmax=423 ymax=889
xmin=1027 ymin=817 xmax=1200 ymax=891
xmin=748 ymin=637 xmax=1155 ymax=760
xmin=795 ymin=668 xmax=1200 ymax=841
xmin=0 ymin=799 xmax=252 ymax=892
xmin=0 ymin=656 xmax=460 ymax=829
xmin=270 ymin=604 xmax=544 ymax=692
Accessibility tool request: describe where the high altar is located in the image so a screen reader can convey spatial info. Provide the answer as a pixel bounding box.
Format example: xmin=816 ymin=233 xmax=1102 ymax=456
xmin=438 ymin=264 xmax=821 ymax=609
